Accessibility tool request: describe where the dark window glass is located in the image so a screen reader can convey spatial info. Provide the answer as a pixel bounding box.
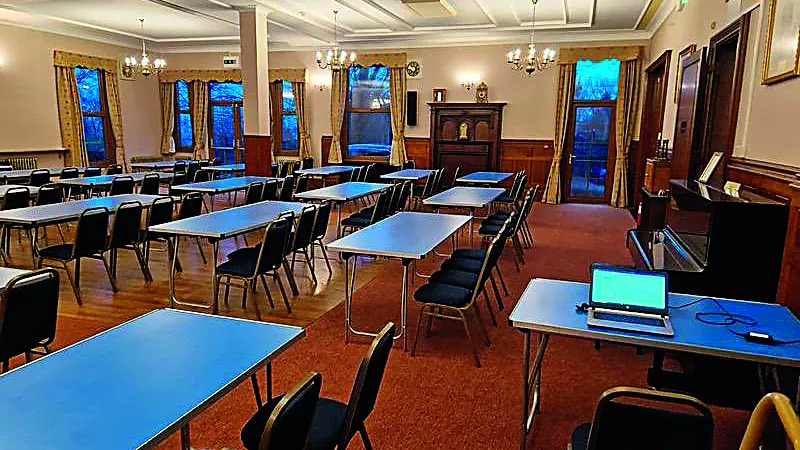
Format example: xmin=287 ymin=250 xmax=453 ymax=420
xmin=176 ymin=79 xmax=190 ymax=110
xmin=574 ymin=59 xmax=621 ymax=101
xmin=569 ymin=106 xmax=613 ymax=198
xmin=75 ymin=67 xmax=102 ymax=112
xmin=348 ymin=66 xmax=391 ymax=109
xmin=74 ymin=67 xmax=110 ymax=163
xmin=282 ymin=80 xmax=296 ymax=111
xmin=175 ymin=79 xmax=193 ymax=150
xmin=280 ymin=80 xmax=298 ymax=151
xmin=83 ymin=116 xmax=106 ymax=163
xmin=209 ymin=82 xmax=243 ymax=102
xmin=178 ymin=113 xmax=193 ymax=148
xmin=346 ymin=66 xmax=391 ymax=158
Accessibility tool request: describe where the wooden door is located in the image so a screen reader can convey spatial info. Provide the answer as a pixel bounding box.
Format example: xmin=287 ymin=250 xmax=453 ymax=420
xmin=671 ymin=47 xmax=708 ymax=181
xmin=563 ymin=102 xmax=617 ymax=203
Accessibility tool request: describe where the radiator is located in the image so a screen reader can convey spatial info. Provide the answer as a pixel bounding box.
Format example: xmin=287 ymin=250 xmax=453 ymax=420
xmin=7 ymin=157 xmax=38 ymax=170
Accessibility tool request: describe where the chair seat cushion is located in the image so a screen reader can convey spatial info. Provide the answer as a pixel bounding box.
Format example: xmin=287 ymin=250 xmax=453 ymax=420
xmin=227 ymin=246 xmax=259 ymax=260
xmin=478 ymin=223 xmax=502 ymax=236
xmin=413 ymin=282 xmax=472 ymax=308
xmin=481 ymin=217 xmax=506 ymax=226
xmin=488 ymin=211 xmax=512 ymax=221
xmin=37 ymin=243 xmax=73 ymax=260
xmin=429 ymin=269 xmax=478 ymax=289
xmin=494 ymin=195 xmax=515 ymax=203
xmin=441 ymin=257 xmax=482 ymax=274
xmin=217 ymin=257 xmax=256 ymax=278
xmin=451 ymin=248 xmax=486 ymax=261
xmin=570 ymin=423 xmax=591 ymax=450
xmin=241 ymin=396 xmax=347 ymax=450
xmin=341 ymin=215 xmax=371 ymax=227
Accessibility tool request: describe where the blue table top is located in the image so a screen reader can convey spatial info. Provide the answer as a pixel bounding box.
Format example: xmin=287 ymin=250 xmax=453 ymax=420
xmin=381 ymin=169 xmax=433 ymax=181
xmin=456 ymin=171 xmax=512 ymax=184
xmin=509 ymin=279 xmax=800 ymax=367
xmin=0 ymin=309 xmax=304 ymax=449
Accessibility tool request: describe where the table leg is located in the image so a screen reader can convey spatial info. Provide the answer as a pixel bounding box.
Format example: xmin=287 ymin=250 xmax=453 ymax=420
xmin=169 ymin=236 xmax=180 ymax=308
xmin=210 ymin=193 xmax=215 ymax=212
xmin=267 ymin=361 xmax=273 ymax=401
xmin=180 ymin=424 xmax=191 ymax=450
xmin=337 ymin=202 xmax=342 ymax=239
xmin=401 ymin=259 xmax=409 ymax=351
xmin=344 ymin=255 xmax=352 ymax=344
xmin=211 ymin=240 xmax=219 ymax=315
xmin=469 ymin=207 xmax=475 ymax=245
xmin=520 ymin=331 xmax=549 ymax=450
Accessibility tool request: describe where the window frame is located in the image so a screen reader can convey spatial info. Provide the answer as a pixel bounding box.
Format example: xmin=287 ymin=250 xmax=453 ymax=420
xmin=274 ymin=80 xmax=299 ymax=157
xmin=207 ymin=81 xmax=244 ymax=164
xmin=173 ymin=79 xmax=194 ymax=153
xmin=342 ymin=65 xmax=392 ymax=163
xmin=74 ymin=66 xmax=115 ymax=167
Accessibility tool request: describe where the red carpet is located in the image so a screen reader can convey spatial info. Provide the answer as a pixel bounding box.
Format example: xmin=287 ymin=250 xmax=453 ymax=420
xmin=22 ymin=203 xmax=751 ymax=449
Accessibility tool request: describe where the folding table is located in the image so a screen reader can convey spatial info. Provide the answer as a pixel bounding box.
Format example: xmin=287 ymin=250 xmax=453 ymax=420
xmin=0 ymin=167 xmax=87 ymax=184
xmin=423 ymin=186 xmax=506 ymax=243
xmin=130 ymin=160 xmax=184 ymax=172
xmin=509 ymin=278 xmax=800 ymax=450
xmin=327 ymin=211 xmax=471 ymax=350
xmin=0 ymin=185 xmax=39 ymax=200
xmin=456 ymin=171 xmax=513 ymax=186
xmin=0 ymin=308 xmax=304 ymax=450
xmin=169 ymin=176 xmax=275 ymax=211
xmin=59 ymin=172 xmax=173 ymax=197
xmin=294 ymin=182 xmax=390 ymax=238
xmin=295 ymin=165 xmax=357 ymax=186
xmin=148 ymin=200 xmax=307 ymax=313
xmin=205 ymin=163 xmax=245 ymax=178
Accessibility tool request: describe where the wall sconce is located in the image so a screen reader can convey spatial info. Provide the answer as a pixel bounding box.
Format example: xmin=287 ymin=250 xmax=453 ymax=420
xmin=460 ymin=73 xmax=480 ymax=91
xmin=311 ymin=74 xmax=330 ymax=91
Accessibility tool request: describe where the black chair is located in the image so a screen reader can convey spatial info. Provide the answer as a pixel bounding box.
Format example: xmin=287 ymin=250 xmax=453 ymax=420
xmin=173 ymin=161 xmax=188 ymax=179
xmin=216 ymin=214 xmax=295 ymax=311
xmin=479 ymin=187 xmax=537 ymax=270
xmin=242 ymin=323 xmax=396 ymax=450
xmin=493 ymin=171 xmax=527 ymax=210
xmin=278 ymin=161 xmax=291 ymax=178
xmin=569 ymin=387 xmax=714 ymax=450
xmin=60 ymin=167 xmax=80 ymax=199
xmin=270 ymin=163 xmax=279 ymax=178
xmin=211 ymin=158 xmax=222 ymax=166
xmin=448 ymin=166 xmax=461 ymax=190
xmin=245 ymin=181 xmax=265 ymax=205
xmin=348 ymin=166 xmax=361 ymax=182
xmin=110 ymin=176 xmax=134 ymax=196
xmin=412 ymin=171 xmax=436 ymax=210
xmin=0 ymin=269 xmax=60 ymax=372
xmin=105 ymin=164 xmax=123 ymax=175
xmin=247 ymin=372 xmax=322 ymax=450
xmin=36 ymin=207 xmax=113 ymax=305
xmin=106 ymin=201 xmax=151 ymax=284
xmin=294 ymin=175 xmax=309 ymax=197
xmin=1 ymin=187 xmax=31 ymax=258
xmin=310 ymin=201 xmax=333 ymax=276
xmin=289 ymin=205 xmax=320 ymax=284
xmin=261 ymin=179 xmax=279 ymax=202
xmin=139 ymin=173 xmax=161 ymax=195
xmin=198 ymin=159 xmax=210 ymax=168
xmin=193 ymin=169 xmax=211 ymax=183
xmin=83 ymin=167 xmax=101 ymax=177
xmin=341 ymin=189 xmax=391 ymax=235
xmin=278 ymin=176 xmax=295 ymax=202
xmin=402 ymin=160 xmax=415 ymax=169
xmin=29 ymin=169 xmax=50 ymax=187
xmin=143 ymin=196 xmax=179 ymax=272
xmin=187 ymin=160 xmax=200 ymax=183
xmin=302 ymin=157 xmax=314 ymax=170
xmin=352 ymin=181 xmax=407 ymax=219
xmin=291 ymin=160 xmax=301 ymax=175
xmin=36 ymin=183 xmax=65 ymax=244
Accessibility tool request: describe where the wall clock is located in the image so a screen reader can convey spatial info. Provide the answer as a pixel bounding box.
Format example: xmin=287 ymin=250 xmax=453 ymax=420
xmin=406 ymin=61 xmax=421 ymax=78
xmin=475 ymin=82 xmax=489 ymax=103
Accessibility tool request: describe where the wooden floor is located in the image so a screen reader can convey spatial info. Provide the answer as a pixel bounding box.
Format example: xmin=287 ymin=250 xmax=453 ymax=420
xmin=3 ymin=194 xmax=387 ymax=328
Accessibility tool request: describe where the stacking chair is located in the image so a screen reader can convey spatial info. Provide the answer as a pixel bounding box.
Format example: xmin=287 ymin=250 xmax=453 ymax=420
xmin=402 ymin=160 xmax=416 ymax=169
xmin=110 ymin=176 xmax=134 ymax=195
xmin=302 ymin=157 xmax=314 ymax=170
xmin=278 ymin=176 xmax=295 ymax=202
xmin=1 ymin=187 xmax=31 ymax=255
xmin=261 ymin=179 xmax=279 ymax=201
xmin=60 ymin=167 xmax=80 ymax=199
xmin=0 ymin=269 xmax=60 ymax=372
xmin=348 ymin=166 xmax=361 ymax=182
xmin=83 ymin=167 xmax=101 ymax=177
xmin=341 ymin=189 xmax=391 ymax=235
xmin=245 ymin=181 xmax=265 ymax=205
xmin=291 ymin=160 xmax=301 ymax=175
xmin=493 ymin=172 xmax=527 ymax=211
xmin=294 ymin=174 xmax=310 ymax=197
xmin=36 ymin=183 xmax=65 ymax=244
xmin=29 ymin=169 xmax=50 ymax=187
xmin=412 ymin=223 xmax=510 ymax=367
xmin=310 ymin=201 xmax=334 ymax=276
xmin=351 ymin=181 xmax=407 ymax=220
xmin=198 ymin=159 xmax=210 ymax=168
xmin=143 ymin=196 xmax=179 ymax=272
xmin=242 ymin=323 xmax=396 ymax=450
xmin=289 ymin=205 xmax=320 ymax=284
xmin=412 ymin=171 xmax=436 ymax=210
xmin=447 ymin=166 xmax=461 ymax=190
xmin=569 ymin=387 xmax=713 ymax=450
xmin=173 ymin=160 xmax=188 ymax=179
xmin=278 ymin=161 xmax=291 ymax=178
xmin=106 ymin=200 xmax=151 ymax=284
xmin=739 ymin=392 xmax=800 ymax=450
xmin=139 ymin=173 xmax=161 ymax=195
xmin=362 ymin=163 xmax=377 ymax=182
xmin=432 ymin=167 xmax=445 ymax=193
xmin=478 ymin=188 xmax=535 ymax=270
xmin=193 ymin=168 xmax=211 ymax=183
xmin=270 ymin=162 xmax=279 ymax=177
xmin=105 ymin=164 xmax=123 ymax=175
xmin=187 ymin=160 xmax=200 ymax=183
xmin=36 ymin=207 xmax=114 ymax=305
xmin=216 ymin=214 xmax=295 ymax=311
xmin=488 ymin=184 xmax=537 ymax=250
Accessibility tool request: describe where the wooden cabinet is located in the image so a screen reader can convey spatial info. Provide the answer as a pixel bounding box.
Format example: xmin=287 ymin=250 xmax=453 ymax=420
xmin=428 ymin=102 xmax=506 ymax=174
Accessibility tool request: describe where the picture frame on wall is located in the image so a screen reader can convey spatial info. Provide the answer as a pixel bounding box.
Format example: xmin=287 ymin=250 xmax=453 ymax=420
xmin=674 ymin=44 xmax=697 ymax=102
xmin=762 ymin=0 xmax=800 ymax=85
xmin=433 ymin=88 xmax=447 ymax=102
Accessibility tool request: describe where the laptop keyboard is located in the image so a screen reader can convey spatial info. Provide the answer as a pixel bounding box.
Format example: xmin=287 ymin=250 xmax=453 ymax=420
xmin=593 ymin=311 xmax=666 ymax=328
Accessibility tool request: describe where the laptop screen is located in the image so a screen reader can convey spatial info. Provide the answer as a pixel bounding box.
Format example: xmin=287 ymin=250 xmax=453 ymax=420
xmin=589 ymin=265 xmax=668 ymax=313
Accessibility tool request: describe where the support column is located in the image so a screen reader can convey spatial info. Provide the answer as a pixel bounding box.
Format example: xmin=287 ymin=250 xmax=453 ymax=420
xmin=239 ymin=7 xmax=271 ymax=176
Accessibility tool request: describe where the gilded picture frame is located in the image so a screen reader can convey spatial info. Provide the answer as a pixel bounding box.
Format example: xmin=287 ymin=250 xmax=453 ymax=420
xmin=674 ymin=44 xmax=696 ymax=103
xmin=762 ymin=0 xmax=800 ymax=85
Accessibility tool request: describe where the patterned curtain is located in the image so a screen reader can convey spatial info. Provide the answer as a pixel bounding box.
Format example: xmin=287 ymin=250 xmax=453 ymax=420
xmin=542 ymin=63 xmax=576 ymax=204
xmin=292 ymin=81 xmax=312 ymax=160
xmin=159 ymin=83 xmax=175 ymax=155
xmin=388 ymin=67 xmax=408 ymax=167
xmin=269 ymin=81 xmax=283 ymax=159
xmin=103 ymin=71 xmax=126 ymax=171
xmin=191 ymin=80 xmax=209 ymax=160
xmin=328 ymin=69 xmax=348 ymax=164
xmin=54 ymin=66 xmax=88 ymax=167
xmin=610 ymin=59 xmax=641 ymax=207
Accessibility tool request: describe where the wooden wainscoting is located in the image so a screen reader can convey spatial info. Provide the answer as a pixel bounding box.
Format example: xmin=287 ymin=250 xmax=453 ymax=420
xmin=499 ymin=139 xmax=554 ymax=194
xmin=725 ymin=157 xmax=798 ymax=200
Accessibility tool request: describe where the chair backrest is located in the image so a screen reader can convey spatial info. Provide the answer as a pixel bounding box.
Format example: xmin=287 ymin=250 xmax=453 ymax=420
xmin=36 ymin=183 xmax=63 ymax=206
xmin=278 ymin=161 xmax=290 ymax=178
xmin=193 ymin=169 xmax=211 ymax=183
xmin=386 ymin=182 xmax=404 ymax=215
xmin=173 ymin=161 xmax=188 ymax=176
xmin=261 ymin=179 xmax=279 ymax=201
xmin=0 ymin=269 xmax=60 ymax=364
xmin=211 ymin=157 xmax=222 ymax=166
xmin=450 ymin=166 xmax=461 ymax=189
xmin=146 ymin=196 xmax=175 ymax=228
xmin=338 ymin=322 xmax=396 ymax=448
xmin=363 ymin=163 xmax=377 ymax=182
xmin=370 ymin=189 xmax=393 ymax=224
xmin=419 ymin=171 xmax=435 ymax=198
xmin=83 ymin=167 xmax=101 ymax=177
xmin=357 ymin=165 xmax=369 ymax=182
xmin=3 ymin=187 xmax=29 ymax=210
xmin=291 ymin=205 xmax=317 ymax=251
xmin=278 ymin=176 xmax=294 ymax=202
xmin=255 ymin=213 xmax=294 ymax=273
xmin=179 ymin=192 xmax=204 ymax=219
xmin=312 ymin=201 xmax=332 ymax=241
xmin=513 ymin=188 xmax=537 ymax=232
xmin=29 ymin=169 xmax=51 ymax=187
xmin=294 ymin=175 xmax=309 ymax=195
xmin=139 ymin=173 xmax=161 ymax=195
xmin=108 ymin=201 xmax=143 ymax=248
xmin=472 ymin=217 xmax=513 ymax=295
xmin=73 ymin=207 xmax=109 ymax=258
xmin=246 ymin=182 xmax=265 ymax=205
xmin=187 ymin=160 xmax=200 ymax=182
xmin=171 ymin=172 xmax=187 ymax=186
xmin=301 ymin=157 xmax=314 ymax=169
xmin=105 ymin=164 xmax=123 ymax=175
xmin=348 ymin=168 xmax=359 ymax=182
xmin=402 ymin=160 xmax=415 ymax=169
xmin=291 ymin=160 xmax=301 ymax=175
xmin=59 ymin=167 xmax=79 ymax=180
xmin=433 ymin=168 xmax=445 ymax=193
xmin=740 ymin=392 xmax=800 ymax=450
xmin=396 ymin=181 xmax=413 ymax=212
xmin=256 ymin=372 xmax=322 ymax=450
xmin=198 ymin=159 xmax=210 ymax=168
xmin=584 ymin=387 xmax=714 ymax=450
xmin=110 ymin=176 xmax=134 ymax=196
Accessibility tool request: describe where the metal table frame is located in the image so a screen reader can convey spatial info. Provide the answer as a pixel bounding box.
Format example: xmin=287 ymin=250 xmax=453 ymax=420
xmin=294 ymin=182 xmax=390 ymax=239
xmin=423 ymin=186 xmax=506 ymax=244
xmin=456 ymin=171 xmax=513 ymax=186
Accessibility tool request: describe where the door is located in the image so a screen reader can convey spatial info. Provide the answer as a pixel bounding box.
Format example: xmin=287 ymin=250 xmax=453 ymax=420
xmin=671 ymin=48 xmax=707 ymax=181
xmin=564 ymin=104 xmax=616 ymax=202
xmin=208 ymin=81 xmax=244 ymax=164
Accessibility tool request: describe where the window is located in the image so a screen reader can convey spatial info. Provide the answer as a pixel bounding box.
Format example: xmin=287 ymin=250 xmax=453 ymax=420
xmin=280 ymin=80 xmax=298 ymax=152
xmin=345 ymin=65 xmax=392 ymax=159
xmin=574 ymin=59 xmax=621 ymax=101
xmin=173 ymin=80 xmax=193 ymax=152
xmin=74 ymin=67 xmax=114 ymax=165
xmin=208 ymin=81 xmax=244 ymax=164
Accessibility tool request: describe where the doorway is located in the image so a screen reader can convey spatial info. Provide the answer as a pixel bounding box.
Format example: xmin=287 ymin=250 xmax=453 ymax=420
xmin=208 ymin=82 xmax=244 ymax=164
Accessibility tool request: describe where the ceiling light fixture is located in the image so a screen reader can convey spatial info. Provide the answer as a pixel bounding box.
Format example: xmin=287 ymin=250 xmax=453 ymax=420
xmin=506 ymin=0 xmax=556 ymax=76
xmin=122 ymin=19 xmax=166 ymax=78
xmin=315 ymin=10 xmax=356 ymax=71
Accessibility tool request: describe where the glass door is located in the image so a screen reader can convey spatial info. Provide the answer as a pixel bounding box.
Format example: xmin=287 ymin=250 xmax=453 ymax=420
xmin=208 ymin=82 xmax=243 ymax=164
xmin=564 ymin=105 xmax=615 ymax=202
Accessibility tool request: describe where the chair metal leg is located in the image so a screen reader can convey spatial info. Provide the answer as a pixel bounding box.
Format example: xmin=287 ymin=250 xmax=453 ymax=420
xmin=360 ymin=426 xmax=374 ymax=450
xmin=411 ymin=305 xmax=428 ymax=357
xmin=223 ymin=277 xmax=231 ymax=305
xmin=490 ymin=275 xmax=504 ymax=310
xmin=303 ymin=250 xmax=318 ymax=284
xmin=193 ymin=237 xmax=207 ymax=264
xmin=100 ymin=254 xmax=118 ymax=293
xmin=471 ymin=303 xmax=491 ymax=347
xmin=495 ymin=266 xmax=509 ymax=296
xmin=250 ymin=373 xmax=262 ymax=408
xmin=318 ymin=242 xmax=333 ymax=274
xmin=214 ymin=275 xmax=221 ymax=306
xmin=281 ymin=258 xmax=299 ymax=296
xmin=260 ymin=275 xmax=275 ymax=309
xmin=241 ymin=280 xmax=249 ymax=308
xmin=482 ymin=289 xmax=498 ymax=327
xmin=133 ymin=245 xmax=153 ymax=282
xmin=274 ymin=272 xmax=292 ymax=313
xmin=459 ymin=309 xmax=482 ymax=368
xmin=63 ymin=260 xmax=82 ymax=306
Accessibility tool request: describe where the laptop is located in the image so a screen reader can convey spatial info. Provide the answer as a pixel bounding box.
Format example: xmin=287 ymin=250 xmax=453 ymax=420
xmin=587 ymin=264 xmax=674 ymax=336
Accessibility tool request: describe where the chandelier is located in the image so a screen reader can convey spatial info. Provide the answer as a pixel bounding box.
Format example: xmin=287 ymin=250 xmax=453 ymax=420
xmin=316 ymin=10 xmax=356 ymax=71
xmin=506 ymin=0 xmax=556 ymax=76
xmin=122 ymin=19 xmax=166 ymax=78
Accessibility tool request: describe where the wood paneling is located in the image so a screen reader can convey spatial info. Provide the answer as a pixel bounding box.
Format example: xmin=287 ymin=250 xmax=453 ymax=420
xmin=405 ymin=137 xmax=431 ymax=168
xmin=500 ymin=139 xmax=554 ymax=196
xmin=778 ymin=183 xmax=800 ymax=314
xmin=243 ymin=135 xmax=271 ymax=176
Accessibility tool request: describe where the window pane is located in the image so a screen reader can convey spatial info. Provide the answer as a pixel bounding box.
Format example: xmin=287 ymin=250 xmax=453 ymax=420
xmin=83 ymin=116 xmax=107 ymax=163
xmin=209 ymin=82 xmax=242 ymax=101
xmin=178 ymin=113 xmax=193 ymax=148
xmin=348 ymin=112 xmax=392 ymax=157
xmin=176 ymin=80 xmax=190 ymax=111
xmin=74 ymin=67 xmax=102 ymax=112
xmin=569 ymin=106 xmax=612 ymax=198
xmin=348 ymin=66 xmax=390 ymax=110
xmin=282 ymin=80 xmax=295 ymax=112
xmin=282 ymin=114 xmax=298 ymax=150
xmin=574 ymin=59 xmax=621 ymax=101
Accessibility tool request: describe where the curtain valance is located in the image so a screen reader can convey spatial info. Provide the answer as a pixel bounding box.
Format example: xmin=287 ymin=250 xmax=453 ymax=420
xmin=558 ymin=46 xmax=642 ymax=64
xmin=159 ymin=69 xmax=242 ymax=84
xmin=53 ymin=50 xmax=117 ymax=73
xmin=269 ymin=69 xmax=306 ymax=82
xmin=354 ymin=53 xmax=407 ymax=69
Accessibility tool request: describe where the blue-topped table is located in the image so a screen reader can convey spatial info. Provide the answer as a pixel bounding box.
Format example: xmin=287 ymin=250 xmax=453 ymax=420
xmin=456 ymin=171 xmax=513 ymax=186
xmin=170 ymin=176 xmax=276 ymax=211
xmin=295 ymin=165 xmax=357 ymax=186
xmin=423 ymin=186 xmax=506 ymax=243
xmin=0 ymin=308 xmax=304 ymax=450
xmin=508 ymin=278 xmax=800 ymax=450
xmin=295 ymin=182 xmax=390 ymax=238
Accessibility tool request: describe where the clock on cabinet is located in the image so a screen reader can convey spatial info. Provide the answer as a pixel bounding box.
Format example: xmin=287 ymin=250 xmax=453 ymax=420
xmin=475 ymin=82 xmax=488 ymax=103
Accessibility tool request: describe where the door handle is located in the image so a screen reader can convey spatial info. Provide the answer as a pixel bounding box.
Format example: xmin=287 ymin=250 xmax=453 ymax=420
xmin=569 ymin=154 xmax=575 ymax=164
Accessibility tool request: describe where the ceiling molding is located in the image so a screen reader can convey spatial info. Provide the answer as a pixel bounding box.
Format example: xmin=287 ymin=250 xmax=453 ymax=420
xmin=472 ymin=0 xmax=498 ymax=26
xmin=561 ymin=0 xmax=570 ymax=24
xmin=143 ymin=0 xmax=238 ymax=27
xmin=634 ymin=0 xmax=663 ymax=30
xmin=353 ymin=0 xmax=415 ymax=30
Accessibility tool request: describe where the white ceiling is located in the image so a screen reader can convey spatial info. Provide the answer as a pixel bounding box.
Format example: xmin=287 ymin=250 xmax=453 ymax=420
xmin=0 ymin=0 xmax=667 ymax=52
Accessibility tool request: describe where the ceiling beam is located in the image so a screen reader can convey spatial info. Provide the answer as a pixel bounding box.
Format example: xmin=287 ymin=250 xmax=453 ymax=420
xmin=335 ymin=0 xmax=414 ymax=31
xmin=472 ymin=0 xmax=498 ymax=26
xmin=141 ymin=0 xmax=238 ymax=27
